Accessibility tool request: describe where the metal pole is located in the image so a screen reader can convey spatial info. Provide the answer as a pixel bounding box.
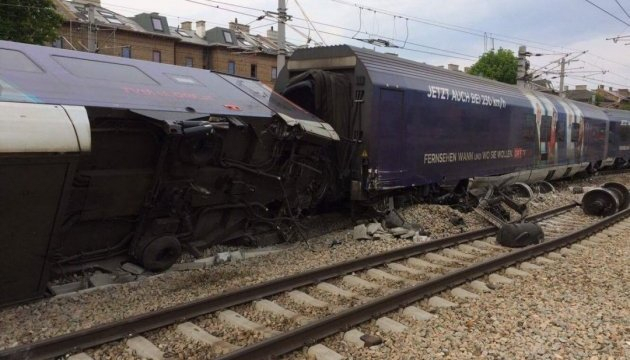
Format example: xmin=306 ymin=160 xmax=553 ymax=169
xmin=559 ymin=57 xmax=566 ymax=98
xmin=87 ymin=5 xmax=96 ymax=53
xmin=277 ymin=0 xmax=287 ymax=72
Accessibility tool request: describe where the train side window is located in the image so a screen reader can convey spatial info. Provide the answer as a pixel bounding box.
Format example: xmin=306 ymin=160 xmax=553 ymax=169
xmin=522 ymin=114 xmax=536 ymax=141
xmin=52 ymin=55 xmax=158 ymax=85
xmin=620 ymin=125 xmax=630 ymax=142
xmin=557 ymin=121 xmax=566 ymax=142
xmin=540 ymin=115 xmax=551 ymax=142
xmin=570 ymin=122 xmax=580 ymax=142
xmin=0 ymin=49 xmax=43 ymax=73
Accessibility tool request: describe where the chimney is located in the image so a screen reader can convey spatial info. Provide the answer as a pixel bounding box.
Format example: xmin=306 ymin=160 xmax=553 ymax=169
xmin=195 ymin=20 xmax=206 ymax=38
xmin=609 ymin=87 xmax=613 ymax=91
xmin=575 ymin=85 xmax=587 ymax=91
xmin=229 ymin=18 xmax=250 ymax=33
xmin=267 ymin=26 xmax=278 ymax=39
xmin=447 ymin=64 xmax=459 ymax=71
xmin=181 ymin=21 xmax=192 ymax=31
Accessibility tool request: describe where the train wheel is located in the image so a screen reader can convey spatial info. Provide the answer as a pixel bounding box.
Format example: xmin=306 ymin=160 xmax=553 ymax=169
xmin=532 ymin=181 xmax=555 ymax=194
xmin=582 ymin=188 xmax=620 ymax=216
xmin=505 ymin=182 xmax=534 ymax=205
xmin=137 ymin=235 xmax=182 ymax=272
xmin=601 ymin=182 xmax=630 ymax=210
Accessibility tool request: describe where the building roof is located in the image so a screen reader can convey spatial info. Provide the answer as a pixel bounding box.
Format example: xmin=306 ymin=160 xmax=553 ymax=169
xmin=57 ymin=0 xmax=146 ymax=33
xmin=169 ymin=27 xmax=207 ymax=46
xmin=565 ymin=89 xmax=594 ymax=102
xmin=56 ymin=0 xmax=295 ymax=54
xmin=132 ymin=13 xmax=173 ymax=37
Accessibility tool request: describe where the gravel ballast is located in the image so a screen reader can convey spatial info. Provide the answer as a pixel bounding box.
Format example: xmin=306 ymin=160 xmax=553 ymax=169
xmin=0 ymin=173 xmax=628 ymax=355
xmin=292 ymin=222 xmax=629 ymax=359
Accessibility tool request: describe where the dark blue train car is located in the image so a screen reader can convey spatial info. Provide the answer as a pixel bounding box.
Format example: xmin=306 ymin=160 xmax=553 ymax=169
xmin=0 ymin=41 xmax=338 ymax=306
xmin=604 ymin=108 xmax=630 ymax=167
xmin=277 ymin=45 xmax=613 ymax=199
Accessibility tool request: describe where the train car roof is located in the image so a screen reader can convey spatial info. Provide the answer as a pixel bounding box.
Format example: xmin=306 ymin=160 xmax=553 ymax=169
xmin=287 ymin=45 xmax=528 ymax=98
xmin=286 ymin=45 xmax=615 ymax=120
xmin=0 ymin=41 xmax=320 ymax=123
xmin=603 ymin=108 xmax=630 ymax=122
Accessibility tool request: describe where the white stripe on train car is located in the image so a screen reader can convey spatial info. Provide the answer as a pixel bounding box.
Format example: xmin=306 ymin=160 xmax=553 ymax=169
xmin=0 ymin=102 xmax=90 ymax=153
xmin=62 ymin=105 xmax=92 ymax=152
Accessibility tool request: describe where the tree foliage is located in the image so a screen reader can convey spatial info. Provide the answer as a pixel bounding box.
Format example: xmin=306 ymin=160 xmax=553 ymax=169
xmin=0 ymin=0 xmax=64 ymax=45
xmin=467 ymin=48 xmax=518 ymax=84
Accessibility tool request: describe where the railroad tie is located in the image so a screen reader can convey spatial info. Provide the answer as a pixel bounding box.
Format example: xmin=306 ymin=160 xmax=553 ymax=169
xmin=254 ymin=299 xmax=312 ymax=325
xmin=307 ymin=344 xmax=346 ymax=360
xmin=67 ymin=353 xmax=94 ymax=360
xmin=402 ymin=306 xmax=435 ymax=321
xmin=451 ymin=287 xmax=480 ymax=299
xmin=366 ymin=268 xmax=409 ymax=283
xmin=176 ymin=322 xmax=239 ymax=353
xmin=406 ymin=257 xmax=445 ymax=270
xmin=287 ymin=290 xmax=330 ymax=309
xmin=342 ymin=275 xmax=381 ymax=290
xmin=375 ymin=317 xmax=408 ymax=333
xmin=428 ymin=296 xmax=458 ymax=308
xmin=126 ymin=336 xmax=164 ymax=360
xmin=505 ymin=267 xmax=531 ymax=277
xmin=443 ymin=248 xmax=476 ymax=260
xmin=316 ymin=282 xmax=369 ymax=301
xmin=469 ymin=280 xmax=492 ymax=292
xmin=218 ymin=310 xmax=280 ymax=338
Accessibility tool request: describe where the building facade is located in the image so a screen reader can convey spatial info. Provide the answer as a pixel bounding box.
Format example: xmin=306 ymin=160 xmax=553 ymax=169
xmin=50 ymin=0 xmax=292 ymax=86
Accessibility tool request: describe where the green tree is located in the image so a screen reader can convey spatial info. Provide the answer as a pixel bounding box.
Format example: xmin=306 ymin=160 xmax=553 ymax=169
xmin=0 ymin=0 xmax=64 ymax=45
xmin=467 ymin=48 xmax=518 ymax=84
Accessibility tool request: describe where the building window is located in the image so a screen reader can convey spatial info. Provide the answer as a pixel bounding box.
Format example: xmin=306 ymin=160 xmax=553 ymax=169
xmin=52 ymin=38 xmax=63 ymax=49
xmin=99 ymin=10 xmax=123 ymax=25
xmin=152 ymin=50 xmax=161 ymax=63
xmin=185 ymin=57 xmax=193 ymax=67
xmin=250 ymin=64 xmax=257 ymax=79
xmin=223 ymin=31 xmax=233 ymax=43
xmin=177 ymin=29 xmax=192 ymax=38
xmin=152 ymin=18 xmax=164 ymax=31
xmin=271 ymin=66 xmax=277 ymax=80
xmin=227 ymin=61 xmax=235 ymax=75
xmin=121 ymin=46 xmax=131 ymax=58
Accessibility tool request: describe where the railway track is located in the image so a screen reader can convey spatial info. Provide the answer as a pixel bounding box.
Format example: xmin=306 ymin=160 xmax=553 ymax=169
xmin=0 ymin=202 xmax=627 ymax=360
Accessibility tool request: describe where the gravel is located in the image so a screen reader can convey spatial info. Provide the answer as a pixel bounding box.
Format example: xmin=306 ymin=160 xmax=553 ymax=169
xmin=0 ymin=173 xmax=628 ymax=355
xmin=289 ymin=220 xmax=629 ymax=359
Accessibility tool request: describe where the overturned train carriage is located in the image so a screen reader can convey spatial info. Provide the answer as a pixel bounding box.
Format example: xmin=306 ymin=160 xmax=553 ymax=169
xmin=0 ymin=41 xmax=339 ymax=306
xmin=275 ymin=45 xmax=630 ymax=199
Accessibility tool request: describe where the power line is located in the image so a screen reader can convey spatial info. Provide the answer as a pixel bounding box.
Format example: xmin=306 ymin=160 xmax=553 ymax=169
xmin=615 ymin=0 xmax=630 ymax=19
xmin=583 ymin=0 xmax=630 ymax=27
xmin=186 ymin=0 xmax=478 ymax=59
xmin=331 ymin=0 xmax=576 ymax=54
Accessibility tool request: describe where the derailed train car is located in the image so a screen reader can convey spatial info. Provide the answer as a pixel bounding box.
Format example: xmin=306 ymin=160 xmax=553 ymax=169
xmin=275 ymin=45 xmax=630 ymax=200
xmin=0 ymin=41 xmax=339 ymax=305
xmin=2 ymin=41 xmax=630 ymax=307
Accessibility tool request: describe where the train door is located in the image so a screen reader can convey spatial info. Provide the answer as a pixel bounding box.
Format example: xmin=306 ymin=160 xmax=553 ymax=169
xmin=376 ymin=88 xmax=406 ymax=188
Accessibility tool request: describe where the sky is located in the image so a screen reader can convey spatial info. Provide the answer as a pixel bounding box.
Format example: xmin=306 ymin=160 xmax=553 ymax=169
xmin=100 ymin=0 xmax=630 ymax=91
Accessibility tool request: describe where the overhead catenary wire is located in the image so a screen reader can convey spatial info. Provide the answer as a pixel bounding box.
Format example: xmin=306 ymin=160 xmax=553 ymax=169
xmin=583 ymin=0 xmax=630 ymax=27
xmin=615 ymin=0 xmax=630 ymax=19
xmin=184 ymin=0 xmax=478 ymax=59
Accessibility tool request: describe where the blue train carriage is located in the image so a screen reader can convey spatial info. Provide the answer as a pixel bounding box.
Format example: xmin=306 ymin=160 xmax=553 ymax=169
xmin=0 ymin=40 xmax=338 ymax=306
xmin=603 ymin=108 xmax=630 ymax=168
xmin=277 ymin=45 xmax=611 ymax=200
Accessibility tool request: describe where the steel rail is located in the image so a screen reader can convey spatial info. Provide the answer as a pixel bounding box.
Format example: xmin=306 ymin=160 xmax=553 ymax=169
xmin=0 ymin=203 xmax=576 ymax=360
xmin=217 ymin=206 xmax=630 ymax=360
